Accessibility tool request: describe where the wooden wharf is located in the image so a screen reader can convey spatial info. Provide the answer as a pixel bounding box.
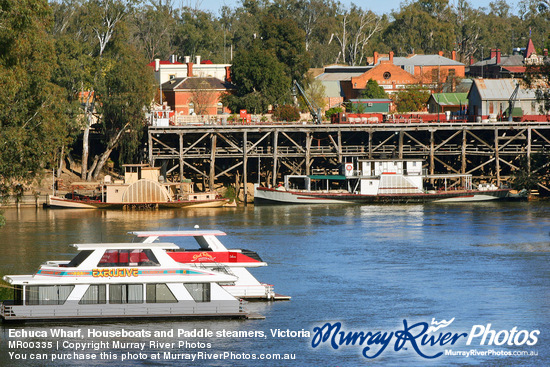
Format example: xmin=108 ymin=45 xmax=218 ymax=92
xmin=147 ymin=121 xmax=550 ymax=199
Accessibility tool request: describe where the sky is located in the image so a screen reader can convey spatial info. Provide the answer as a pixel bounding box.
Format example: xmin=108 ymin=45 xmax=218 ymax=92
xmin=186 ymin=0 xmax=522 ymax=16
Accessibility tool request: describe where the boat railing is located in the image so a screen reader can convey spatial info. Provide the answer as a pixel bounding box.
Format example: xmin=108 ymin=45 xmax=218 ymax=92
xmin=262 ymin=283 xmax=275 ymax=299
xmin=2 ymin=301 xmax=246 ymax=319
xmin=1 ymin=301 xmax=15 ymax=318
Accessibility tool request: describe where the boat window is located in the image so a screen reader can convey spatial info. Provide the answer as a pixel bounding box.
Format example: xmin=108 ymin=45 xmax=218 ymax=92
xmin=109 ymin=284 xmax=143 ymax=304
xmin=98 ymin=249 xmax=160 ymax=267
xmin=79 ymin=284 xmax=106 ymax=304
xmin=184 ymin=283 xmax=211 ymax=303
xmin=66 ymin=250 xmax=93 ymax=267
xmin=146 ymin=284 xmax=177 ymax=303
xmin=25 ymin=285 xmax=74 ymax=305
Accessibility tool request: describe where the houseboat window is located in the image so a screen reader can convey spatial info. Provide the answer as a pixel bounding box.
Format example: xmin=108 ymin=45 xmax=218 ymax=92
xmin=146 ymin=284 xmax=177 ymax=303
xmin=13 ymin=285 xmax=23 ymax=305
xmin=79 ymin=284 xmax=106 ymax=304
xmin=98 ymin=249 xmax=159 ymax=267
xmin=26 ymin=285 xmax=74 ymax=305
xmin=66 ymin=250 xmax=93 ymax=267
xmin=109 ymin=284 xmax=143 ymax=304
xmin=184 ymin=283 xmax=211 ymax=302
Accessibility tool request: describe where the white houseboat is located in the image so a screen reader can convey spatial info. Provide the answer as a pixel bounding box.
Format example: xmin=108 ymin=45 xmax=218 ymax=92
xmin=130 ymin=230 xmax=289 ymax=301
xmin=1 ymin=240 xmax=248 ymax=321
xmin=254 ymin=159 xmax=509 ymax=204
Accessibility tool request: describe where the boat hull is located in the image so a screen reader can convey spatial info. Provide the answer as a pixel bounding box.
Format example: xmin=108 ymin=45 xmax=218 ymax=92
xmin=45 ymin=195 xmax=228 ymax=209
xmin=1 ymin=300 xmax=245 ymax=322
xmin=254 ymin=187 xmax=510 ymax=205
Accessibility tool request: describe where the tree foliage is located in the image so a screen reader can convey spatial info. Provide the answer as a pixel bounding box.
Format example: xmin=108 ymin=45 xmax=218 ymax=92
xmin=0 ymin=0 xmax=75 ymax=190
xmin=222 ymin=45 xmax=291 ymax=113
xmin=359 ymin=79 xmax=388 ymax=99
xmin=394 ymin=87 xmax=431 ymax=112
xmin=272 ymin=104 xmax=301 ymax=121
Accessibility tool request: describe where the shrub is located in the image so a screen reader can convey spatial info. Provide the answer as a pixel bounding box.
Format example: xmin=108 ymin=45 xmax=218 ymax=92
xmin=272 ymin=105 xmax=300 ymax=122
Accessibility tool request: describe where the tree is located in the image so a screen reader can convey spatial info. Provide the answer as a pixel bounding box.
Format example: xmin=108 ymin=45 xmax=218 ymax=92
xmin=272 ymin=105 xmax=300 ymax=121
xmin=329 ymin=4 xmax=382 ymax=65
xmin=189 ymin=79 xmax=217 ymax=115
xmin=359 ymin=79 xmax=388 ymax=99
xmin=87 ymin=42 xmax=156 ymax=180
xmin=133 ymin=1 xmax=177 ymax=61
xmin=394 ymin=87 xmax=431 ymax=112
xmin=223 ymin=44 xmax=291 ymax=114
xmin=0 ymin=0 xmax=74 ymax=193
xmin=384 ymin=0 xmax=455 ymax=55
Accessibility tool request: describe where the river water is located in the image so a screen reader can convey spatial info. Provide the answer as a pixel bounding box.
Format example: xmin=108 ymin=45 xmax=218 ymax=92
xmin=0 ymin=203 xmax=548 ymax=366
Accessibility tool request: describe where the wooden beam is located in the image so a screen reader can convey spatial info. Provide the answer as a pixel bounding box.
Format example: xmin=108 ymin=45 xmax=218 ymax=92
xmin=272 ymin=130 xmax=278 ymax=186
xmin=209 ymin=134 xmax=217 ymax=189
xmin=281 ymin=131 xmax=305 ymax=153
xmin=243 ymin=131 xmax=248 ymax=205
xmin=215 ymin=161 xmax=243 ymax=179
xmin=182 ymin=132 xmax=209 ymax=155
xmin=216 ymin=132 xmax=243 ymax=153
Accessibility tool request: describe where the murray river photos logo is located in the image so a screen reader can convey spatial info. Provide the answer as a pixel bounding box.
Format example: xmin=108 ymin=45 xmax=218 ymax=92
xmin=311 ymin=318 xmax=540 ymax=359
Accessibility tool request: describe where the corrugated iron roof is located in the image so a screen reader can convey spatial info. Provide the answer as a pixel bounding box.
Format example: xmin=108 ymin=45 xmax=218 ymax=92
xmin=380 ymin=54 xmax=464 ymax=66
xmin=472 ymin=78 xmax=537 ymax=100
xmin=320 ymin=80 xmax=345 ymax=98
xmin=432 ymin=93 xmax=469 ymax=106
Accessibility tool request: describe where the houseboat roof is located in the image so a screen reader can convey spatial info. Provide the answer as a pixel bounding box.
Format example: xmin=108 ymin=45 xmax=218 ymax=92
xmin=71 ymin=242 xmax=180 ymax=250
xmin=130 ymin=230 xmax=227 ymax=237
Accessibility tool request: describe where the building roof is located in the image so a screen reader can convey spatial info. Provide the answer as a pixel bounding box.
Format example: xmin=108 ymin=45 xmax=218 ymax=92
xmin=470 ymin=79 xmax=537 ymax=100
xmin=471 ymin=54 xmax=524 ymax=67
xmin=320 ymin=80 xmax=345 ymax=98
xmin=379 ymin=54 xmax=464 ymax=67
xmin=430 ymin=93 xmax=469 ymax=106
xmin=161 ymin=77 xmax=234 ymax=91
xmin=525 ymin=38 xmax=536 ymax=58
xmin=349 ymin=99 xmax=393 ymax=103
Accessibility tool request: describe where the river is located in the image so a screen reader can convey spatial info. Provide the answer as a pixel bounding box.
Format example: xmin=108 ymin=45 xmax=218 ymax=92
xmin=0 ymin=202 xmax=548 ymax=366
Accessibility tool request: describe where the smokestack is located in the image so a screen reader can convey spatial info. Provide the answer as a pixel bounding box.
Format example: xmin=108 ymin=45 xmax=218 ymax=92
xmin=389 ymin=51 xmax=394 ymax=63
xmin=496 ymin=49 xmax=501 ymax=64
xmin=373 ymin=51 xmax=379 ymax=65
xmin=452 ymin=50 xmax=456 ymax=61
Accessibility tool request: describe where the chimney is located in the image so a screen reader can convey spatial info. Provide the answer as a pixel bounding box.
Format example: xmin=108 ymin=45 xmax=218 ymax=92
xmin=373 ymin=51 xmax=379 ymax=65
xmin=169 ymin=54 xmax=177 ymax=63
xmin=490 ymin=49 xmax=496 ymax=60
xmin=544 ymin=49 xmax=548 ymax=57
xmin=496 ymin=49 xmax=501 ymax=64
xmin=195 ymin=55 xmax=201 ymax=65
xmin=183 ymin=56 xmax=190 ymax=63
xmin=389 ymin=51 xmax=394 ymax=63
xmin=225 ymin=66 xmax=231 ymax=82
xmin=438 ymin=51 xmax=444 ymax=57
xmin=470 ymin=57 xmax=474 ymax=65
xmin=154 ymin=58 xmax=160 ymax=72
xmin=452 ymin=50 xmax=456 ymax=61
xmin=187 ymin=62 xmax=193 ymax=77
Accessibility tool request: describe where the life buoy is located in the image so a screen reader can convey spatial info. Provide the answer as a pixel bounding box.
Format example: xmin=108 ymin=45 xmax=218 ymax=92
xmin=345 ymin=163 xmax=353 ymax=172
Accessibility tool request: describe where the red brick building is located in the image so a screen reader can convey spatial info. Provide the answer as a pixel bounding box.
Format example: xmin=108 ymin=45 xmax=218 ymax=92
xmin=161 ymin=77 xmax=235 ymax=118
